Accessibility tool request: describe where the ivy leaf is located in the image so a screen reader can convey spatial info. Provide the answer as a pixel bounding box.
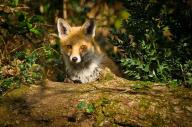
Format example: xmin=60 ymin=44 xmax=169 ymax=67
xmin=77 ymin=101 xmax=86 ymax=109
xmin=162 ymin=26 xmax=173 ymax=41
xmin=30 ymin=28 xmax=41 ymax=36
xmin=86 ymin=104 xmax=95 ymax=113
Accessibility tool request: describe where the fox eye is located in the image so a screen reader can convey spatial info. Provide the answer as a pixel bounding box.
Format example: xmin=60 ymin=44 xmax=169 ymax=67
xmin=81 ymin=45 xmax=87 ymax=50
xmin=66 ymin=45 xmax=72 ymax=49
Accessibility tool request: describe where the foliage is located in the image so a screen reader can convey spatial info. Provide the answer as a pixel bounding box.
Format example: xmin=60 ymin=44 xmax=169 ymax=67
xmin=0 ymin=45 xmax=61 ymax=94
xmin=77 ymin=101 xmax=95 ymax=114
xmin=0 ymin=1 xmax=62 ymax=94
xmin=110 ymin=0 xmax=192 ymax=87
xmin=27 ymin=0 xmax=127 ymax=30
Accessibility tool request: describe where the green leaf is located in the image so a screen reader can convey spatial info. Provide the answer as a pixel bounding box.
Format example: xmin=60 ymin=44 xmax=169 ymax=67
xmin=114 ymin=19 xmax=122 ymax=29
xmin=143 ymin=65 xmax=149 ymax=72
xmin=100 ymin=98 xmax=110 ymax=106
xmin=27 ymin=22 xmax=33 ymax=29
xmin=18 ymin=64 xmax=25 ymax=71
xmin=17 ymin=12 xmax=25 ymax=22
xmin=30 ymin=28 xmax=41 ymax=36
xmin=11 ymin=0 xmax=19 ymax=7
xmin=77 ymin=101 xmax=86 ymax=109
xmin=86 ymin=104 xmax=95 ymax=113
xmin=30 ymin=15 xmax=45 ymax=23
xmin=120 ymin=10 xmax=131 ymax=20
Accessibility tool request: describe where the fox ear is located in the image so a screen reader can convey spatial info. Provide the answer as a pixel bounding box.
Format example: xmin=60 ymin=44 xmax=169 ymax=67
xmin=82 ymin=19 xmax=96 ymax=38
xmin=57 ymin=18 xmax=71 ymax=38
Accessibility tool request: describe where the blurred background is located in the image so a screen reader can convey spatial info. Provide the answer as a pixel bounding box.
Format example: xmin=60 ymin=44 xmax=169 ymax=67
xmin=0 ymin=0 xmax=192 ymax=93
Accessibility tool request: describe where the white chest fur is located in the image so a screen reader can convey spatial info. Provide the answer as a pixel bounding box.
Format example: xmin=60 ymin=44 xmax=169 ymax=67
xmin=66 ymin=60 xmax=102 ymax=83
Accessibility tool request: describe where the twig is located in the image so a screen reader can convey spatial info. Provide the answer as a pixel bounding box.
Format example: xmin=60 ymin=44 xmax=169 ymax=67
xmin=180 ymin=64 xmax=187 ymax=86
xmin=10 ymin=42 xmax=25 ymax=54
xmin=63 ymin=0 xmax=68 ymax=19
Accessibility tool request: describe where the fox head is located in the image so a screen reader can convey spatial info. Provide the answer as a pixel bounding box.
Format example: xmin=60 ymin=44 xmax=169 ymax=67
xmin=57 ymin=18 xmax=98 ymax=64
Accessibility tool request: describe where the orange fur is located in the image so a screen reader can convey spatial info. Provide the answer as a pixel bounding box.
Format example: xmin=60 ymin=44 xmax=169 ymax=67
xmin=57 ymin=18 xmax=121 ymax=83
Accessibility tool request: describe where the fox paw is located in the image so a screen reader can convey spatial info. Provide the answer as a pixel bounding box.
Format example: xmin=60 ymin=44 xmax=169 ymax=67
xmin=64 ymin=78 xmax=82 ymax=84
xmin=64 ymin=78 xmax=73 ymax=83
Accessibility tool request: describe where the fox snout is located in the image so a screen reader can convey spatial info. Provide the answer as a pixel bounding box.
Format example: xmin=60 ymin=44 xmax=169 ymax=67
xmin=68 ymin=46 xmax=83 ymax=63
xmin=70 ymin=55 xmax=81 ymax=63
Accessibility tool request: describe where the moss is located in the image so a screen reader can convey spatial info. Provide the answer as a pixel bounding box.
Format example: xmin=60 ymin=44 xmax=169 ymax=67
xmin=103 ymin=72 xmax=114 ymax=81
xmin=97 ymin=67 xmax=116 ymax=83
xmin=94 ymin=98 xmax=110 ymax=125
xmin=93 ymin=97 xmax=121 ymax=126
xmin=5 ymin=85 xmax=29 ymax=98
xmin=131 ymin=82 xmax=151 ymax=91
xmin=139 ymin=98 xmax=151 ymax=111
xmin=95 ymin=109 xmax=106 ymax=126
xmin=0 ymin=85 xmax=32 ymax=126
xmin=135 ymin=81 xmax=154 ymax=85
xmin=150 ymin=113 xmax=166 ymax=126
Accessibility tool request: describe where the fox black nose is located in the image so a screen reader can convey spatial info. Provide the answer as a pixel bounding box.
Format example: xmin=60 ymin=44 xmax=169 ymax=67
xmin=72 ymin=57 xmax=78 ymax=62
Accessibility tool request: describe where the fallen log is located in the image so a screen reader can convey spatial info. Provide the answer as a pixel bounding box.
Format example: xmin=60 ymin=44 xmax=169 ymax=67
xmin=0 ymin=71 xmax=192 ymax=127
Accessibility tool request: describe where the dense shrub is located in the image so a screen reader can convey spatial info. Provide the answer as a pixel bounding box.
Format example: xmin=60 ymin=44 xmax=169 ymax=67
xmin=0 ymin=1 xmax=62 ymax=94
xmin=110 ymin=0 xmax=192 ymax=87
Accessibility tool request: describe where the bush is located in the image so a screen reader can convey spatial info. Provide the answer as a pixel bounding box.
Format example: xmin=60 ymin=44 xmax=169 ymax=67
xmin=110 ymin=0 xmax=192 ymax=87
xmin=0 ymin=1 xmax=63 ymax=94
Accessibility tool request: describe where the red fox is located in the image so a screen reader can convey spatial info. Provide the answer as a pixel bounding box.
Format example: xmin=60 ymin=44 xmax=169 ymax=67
xmin=57 ymin=18 xmax=121 ymax=83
